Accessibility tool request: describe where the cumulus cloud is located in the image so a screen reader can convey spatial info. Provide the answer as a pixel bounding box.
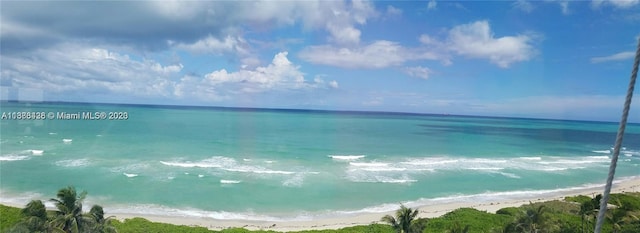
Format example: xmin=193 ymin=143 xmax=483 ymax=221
xmin=204 ymin=52 xmax=303 ymax=88
xmin=1 ymin=1 xmax=228 ymax=53
xmin=1 ymin=44 xmax=181 ymax=98
xmin=403 ymin=66 xmax=432 ymax=79
xmin=1 ymin=1 xmax=377 ymax=53
xmin=445 ymin=20 xmax=536 ymax=68
xmin=176 ymin=52 xmax=337 ymax=101
xmin=1 ymin=43 xmax=333 ymax=103
xmin=236 ymin=1 xmax=376 ymax=45
xmin=592 ymin=0 xmax=639 ymax=8
xmin=299 ymin=41 xmax=424 ymax=68
xmin=324 ymin=1 xmax=376 ymax=44
xmin=301 ymin=20 xmax=535 ymax=69
xmin=174 ymin=35 xmax=247 ymax=55
xmin=591 ymin=51 xmax=636 ymax=63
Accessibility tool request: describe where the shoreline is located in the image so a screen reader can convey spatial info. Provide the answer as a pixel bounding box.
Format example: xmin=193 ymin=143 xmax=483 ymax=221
xmin=2 ymin=177 xmax=639 ymax=232
xmin=112 ymin=177 xmax=640 ymax=232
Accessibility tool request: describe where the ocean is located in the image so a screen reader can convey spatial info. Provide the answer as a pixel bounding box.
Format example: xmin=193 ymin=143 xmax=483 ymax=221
xmin=1 ymin=101 xmax=639 ymax=221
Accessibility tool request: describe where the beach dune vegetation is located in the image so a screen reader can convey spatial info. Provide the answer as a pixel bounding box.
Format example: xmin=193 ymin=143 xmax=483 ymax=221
xmin=2 ymin=189 xmax=640 ymax=233
xmin=6 ymin=186 xmax=116 ymax=233
xmin=380 ymin=204 xmax=424 ymax=233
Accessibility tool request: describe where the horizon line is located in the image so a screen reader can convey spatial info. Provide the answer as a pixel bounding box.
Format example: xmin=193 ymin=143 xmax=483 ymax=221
xmin=1 ymin=100 xmax=631 ymax=125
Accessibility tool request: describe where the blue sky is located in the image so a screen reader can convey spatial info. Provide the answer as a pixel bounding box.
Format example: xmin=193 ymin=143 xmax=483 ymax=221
xmin=1 ymin=0 xmax=639 ymax=122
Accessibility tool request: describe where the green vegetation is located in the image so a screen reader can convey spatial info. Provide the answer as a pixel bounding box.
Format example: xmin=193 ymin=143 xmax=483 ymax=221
xmin=425 ymin=208 xmax=511 ymax=233
xmin=381 ymin=204 xmax=424 ymax=233
xmin=1 ymin=189 xmax=640 ymax=233
xmin=4 ymin=186 xmax=116 ymax=233
xmin=0 ymin=204 xmax=22 ymax=232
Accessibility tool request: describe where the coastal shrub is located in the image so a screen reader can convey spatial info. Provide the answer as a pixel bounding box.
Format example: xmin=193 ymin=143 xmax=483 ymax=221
xmin=609 ymin=193 xmax=640 ymax=210
xmin=424 ymin=208 xmax=511 ymax=233
xmin=564 ymin=195 xmax=592 ymax=204
xmin=496 ymin=207 xmax=520 ymax=216
xmin=619 ymin=219 xmax=640 ymax=233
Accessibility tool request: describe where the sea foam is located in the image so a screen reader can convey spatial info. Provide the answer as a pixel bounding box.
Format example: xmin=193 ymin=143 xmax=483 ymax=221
xmin=220 ymin=179 xmax=241 ymax=184
xmin=160 ymin=156 xmax=297 ymax=175
xmin=30 ymin=150 xmax=44 ymax=155
xmin=55 ymin=158 xmax=91 ymax=167
xmin=0 ymin=155 xmax=30 ymax=161
xmin=329 ymin=155 xmax=366 ymax=160
xmin=123 ymin=173 xmax=139 ymax=178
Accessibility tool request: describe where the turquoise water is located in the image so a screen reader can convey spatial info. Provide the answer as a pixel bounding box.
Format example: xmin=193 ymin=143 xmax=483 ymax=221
xmin=1 ymin=101 xmax=639 ymax=220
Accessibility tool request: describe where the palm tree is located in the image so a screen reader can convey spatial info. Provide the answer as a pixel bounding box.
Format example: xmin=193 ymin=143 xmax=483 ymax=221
xmin=49 ymin=186 xmax=89 ymax=233
xmin=10 ymin=200 xmax=50 ymax=233
xmin=381 ymin=204 xmax=424 ymax=233
xmin=515 ymin=205 xmax=548 ymax=233
xmin=22 ymin=200 xmax=48 ymax=232
xmin=10 ymin=200 xmax=63 ymax=233
xmin=86 ymin=205 xmax=117 ymax=233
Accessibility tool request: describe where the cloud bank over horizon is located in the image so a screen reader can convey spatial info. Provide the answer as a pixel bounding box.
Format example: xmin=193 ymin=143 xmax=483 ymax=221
xmin=1 ymin=0 xmax=639 ymax=121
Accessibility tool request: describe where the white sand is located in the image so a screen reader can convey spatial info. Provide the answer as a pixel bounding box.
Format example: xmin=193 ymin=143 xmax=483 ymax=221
xmin=110 ymin=177 xmax=640 ymax=232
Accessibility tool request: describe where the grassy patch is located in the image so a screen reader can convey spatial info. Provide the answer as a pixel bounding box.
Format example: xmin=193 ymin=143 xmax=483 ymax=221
xmin=564 ymin=195 xmax=592 ymax=204
xmin=424 ymin=208 xmax=512 ymax=233
xmin=111 ymin=217 xmax=214 ymax=233
xmin=0 ymin=204 xmax=22 ymax=233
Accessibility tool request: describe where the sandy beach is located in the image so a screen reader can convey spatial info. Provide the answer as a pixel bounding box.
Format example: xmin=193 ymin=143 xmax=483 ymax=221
xmin=105 ymin=177 xmax=640 ymax=232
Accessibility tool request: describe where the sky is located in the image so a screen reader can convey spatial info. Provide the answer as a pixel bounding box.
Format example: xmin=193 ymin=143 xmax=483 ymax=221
xmin=1 ymin=0 xmax=639 ymax=122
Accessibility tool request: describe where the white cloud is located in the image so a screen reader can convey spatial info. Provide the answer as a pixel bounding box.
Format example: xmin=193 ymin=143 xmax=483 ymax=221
xmin=329 ymin=80 xmax=339 ymax=89
xmin=403 ymin=66 xmax=432 ymax=79
xmin=3 ymin=1 xmax=378 ymax=54
xmin=175 ymin=52 xmax=337 ymax=101
xmin=174 ymin=35 xmax=261 ymax=69
xmin=302 ymin=20 xmax=536 ymax=69
xmin=1 ymin=44 xmax=182 ymax=97
xmin=446 ymin=20 xmax=536 ymax=68
xmin=203 ymin=52 xmax=304 ymax=89
xmin=513 ymin=0 xmax=534 ymax=13
xmin=327 ymin=24 xmax=362 ymax=45
xmin=591 ymin=51 xmax=636 ymax=63
xmin=419 ymin=35 xmax=438 ymax=45
xmin=299 ymin=41 xmax=425 ymax=69
xmin=560 ymin=1 xmax=570 ymax=14
xmin=1 ymin=44 xmax=334 ymax=103
xmin=286 ymin=0 xmax=377 ymax=45
xmin=592 ymin=0 xmax=639 ymax=8
xmin=427 ymin=0 xmax=437 ymax=10
xmin=386 ymin=5 xmax=402 ymax=16
xmin=175 ymin=35 xmax=247 ymax=55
